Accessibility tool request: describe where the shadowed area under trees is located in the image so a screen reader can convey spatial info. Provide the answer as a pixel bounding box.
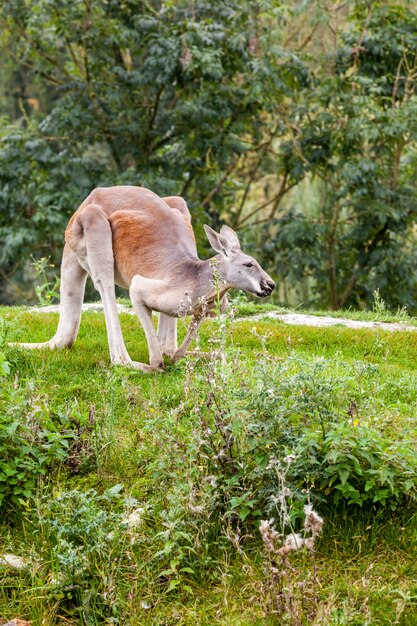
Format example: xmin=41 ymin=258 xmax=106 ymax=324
xmin=0 ymin=0 xmax=417 ymax=311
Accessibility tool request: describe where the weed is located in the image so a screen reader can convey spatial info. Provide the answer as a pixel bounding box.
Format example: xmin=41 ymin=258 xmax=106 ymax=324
xmin=259 ymin=502 xmax=323 ymax=624
xmin=30 ymin=256 xmax=60 ymax=306
xmin=0 ymin=382 xmax=74 ymax=509
xmin=27 ymin=484 xmax=141 ymax=624
xmin=372 ymin=288 xmax=410 ymax=323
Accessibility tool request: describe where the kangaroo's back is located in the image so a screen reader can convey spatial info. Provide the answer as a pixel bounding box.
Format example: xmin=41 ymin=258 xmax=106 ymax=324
xmin=66 ymin=185 xmax=193 ymax=242
xmin=109 ymin=203 xmax=199 ymax=288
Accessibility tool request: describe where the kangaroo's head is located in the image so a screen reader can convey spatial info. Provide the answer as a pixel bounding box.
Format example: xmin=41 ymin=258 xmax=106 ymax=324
xmin=204 ymin=224 xmax=275 ymax=298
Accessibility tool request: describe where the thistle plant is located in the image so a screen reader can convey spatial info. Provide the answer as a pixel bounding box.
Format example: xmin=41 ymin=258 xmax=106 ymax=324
xmin=259 ymin=496 xmax=323 ymax=624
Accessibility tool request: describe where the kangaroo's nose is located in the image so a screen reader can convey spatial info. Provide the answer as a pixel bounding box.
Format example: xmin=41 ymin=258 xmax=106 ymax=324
xmin=260 ymin=278 xmax=276 ymax=296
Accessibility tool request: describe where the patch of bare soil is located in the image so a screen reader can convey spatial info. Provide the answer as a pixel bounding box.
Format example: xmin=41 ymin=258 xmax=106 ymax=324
xmin=27 ymin=303 xmax=417 ymax=332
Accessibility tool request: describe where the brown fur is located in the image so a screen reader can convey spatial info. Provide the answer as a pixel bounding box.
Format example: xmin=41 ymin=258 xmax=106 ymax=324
xmin=65 ymin=186 xmax=194 ymax=251
xmin=109 ymin=207 xmax=198 ymax=287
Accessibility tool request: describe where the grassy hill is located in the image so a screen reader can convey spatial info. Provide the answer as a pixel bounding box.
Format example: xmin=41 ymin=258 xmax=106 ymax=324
xmin=1 ymin=304 xmax=417 ymax=625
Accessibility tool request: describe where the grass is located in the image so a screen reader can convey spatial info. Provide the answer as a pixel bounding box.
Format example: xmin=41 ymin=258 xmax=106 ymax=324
xmin=1 ymin=303 xmax=417 ymax=625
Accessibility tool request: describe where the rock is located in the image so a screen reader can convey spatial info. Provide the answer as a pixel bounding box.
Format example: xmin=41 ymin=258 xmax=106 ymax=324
xmin=0 ymin=554 xmax=28 ymax=569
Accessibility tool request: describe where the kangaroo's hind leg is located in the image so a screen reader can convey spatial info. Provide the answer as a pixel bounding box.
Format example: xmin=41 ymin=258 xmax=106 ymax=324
xmin=10 ymin=243 xmax=87 ymax=349
xmin=68 ymin=204 xmax=155 ymax=371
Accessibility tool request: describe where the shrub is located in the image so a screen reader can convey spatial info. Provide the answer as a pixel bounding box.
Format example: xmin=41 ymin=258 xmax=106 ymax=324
xmin=140 ymin=349 xmax=417 ymax=576
xmin=297 ymin=421 xmax=417 ymax=508
xmin=32 ymin=485 xmax=144 ymax=623
xmin=0 ymin=382 xmax=74 ymax=508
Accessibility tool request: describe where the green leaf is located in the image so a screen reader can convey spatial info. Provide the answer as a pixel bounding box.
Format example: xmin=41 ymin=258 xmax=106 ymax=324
xmin=168 ymin=579 xmax=181 ymax=592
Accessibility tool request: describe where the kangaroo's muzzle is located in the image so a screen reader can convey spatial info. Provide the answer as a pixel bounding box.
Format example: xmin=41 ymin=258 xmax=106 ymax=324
xmin=258 ymin=278 xmax=276 ymax=298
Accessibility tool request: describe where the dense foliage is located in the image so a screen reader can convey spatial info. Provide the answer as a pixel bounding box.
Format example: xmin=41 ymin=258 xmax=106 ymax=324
xmin=0 ymin=0 xmax=417 ymax=310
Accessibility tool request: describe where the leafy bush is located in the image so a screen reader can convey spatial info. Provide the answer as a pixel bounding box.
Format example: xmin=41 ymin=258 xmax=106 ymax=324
xmin=139 ymin=348 xmax=417 ymax=577
xmin=238 ymin=356 xmax=417 ymax=510
xmin=32 ymin=485 xmax=143 ymax=623
xmin=297 ymin=421 xmax=417 ymax=508
xmin=0 ymin=382 xmax=74 ymax=508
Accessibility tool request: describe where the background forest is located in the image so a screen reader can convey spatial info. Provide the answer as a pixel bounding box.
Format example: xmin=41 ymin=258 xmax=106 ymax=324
xmin=1 ymin=0 xmax=417 ymax=311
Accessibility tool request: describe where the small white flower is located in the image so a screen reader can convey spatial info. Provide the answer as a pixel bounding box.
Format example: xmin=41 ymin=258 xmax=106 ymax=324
xmin=284 ymin=454 xmax=296 ymax=464
xmin=206 ymin=475 xmax=217 ymax=487
xmin=266 ymin=456 xmax=279 ymax=470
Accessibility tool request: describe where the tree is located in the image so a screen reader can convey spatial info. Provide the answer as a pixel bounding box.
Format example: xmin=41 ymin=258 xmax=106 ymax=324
xmin=257 ymin=2 xmax=417 ymax=310
xmin=0 ymin=0 xmax=306 ymax=303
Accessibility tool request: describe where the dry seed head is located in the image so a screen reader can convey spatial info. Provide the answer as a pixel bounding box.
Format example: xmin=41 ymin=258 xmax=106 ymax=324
xmin=123 ymin=507 xmax=144 ymax=529
xmin=284 ymin=532 xmax=305 ymax=551
xmin=259 ymin=519 xmax=279 ymax=553
xmin=304 ymin=537 xmax=316 ymax=551
xmin=304 ymin=504 xmax=323 ymax=537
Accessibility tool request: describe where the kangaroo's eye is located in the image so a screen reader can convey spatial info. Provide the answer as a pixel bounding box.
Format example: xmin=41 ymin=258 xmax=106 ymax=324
xmin=243 ymin=262 xmax=254 ymax=268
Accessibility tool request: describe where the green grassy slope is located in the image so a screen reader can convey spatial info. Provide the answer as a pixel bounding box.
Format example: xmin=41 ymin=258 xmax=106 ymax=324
xmin=1 ymin=306 xmax=417 ymax=625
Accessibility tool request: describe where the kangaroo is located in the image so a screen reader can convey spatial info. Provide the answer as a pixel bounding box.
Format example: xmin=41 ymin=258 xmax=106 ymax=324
xmin=14 ymin=186 xmax=275 ymax=371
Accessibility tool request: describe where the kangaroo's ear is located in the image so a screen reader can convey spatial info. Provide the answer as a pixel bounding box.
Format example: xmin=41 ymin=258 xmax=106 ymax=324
xmin=219 ymin=225 xmax=241 ymax=250
xmin=204 ymin=224 xmax=235 ymax=257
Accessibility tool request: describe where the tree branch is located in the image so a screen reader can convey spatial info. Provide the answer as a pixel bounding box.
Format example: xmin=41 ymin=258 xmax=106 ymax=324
xmin=237 ymin=175 xmax=296 ymax=229
xmin=81 ymin=1 xmax=121 ymax=170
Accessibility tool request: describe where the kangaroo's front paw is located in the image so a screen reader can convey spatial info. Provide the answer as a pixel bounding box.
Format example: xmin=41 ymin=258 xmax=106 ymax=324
xmin=131 ymin=359 xmax=166 ymax=372
xmin=112 ymin=358 xmax=157 ymax=373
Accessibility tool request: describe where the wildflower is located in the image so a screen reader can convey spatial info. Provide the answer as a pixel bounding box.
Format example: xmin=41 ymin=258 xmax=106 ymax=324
xmin=304 ymin=505 xmax=323 ymax=538
xmin=266 ymin=455 xmax=280 ymax=470
xmin=284 ymin=454 xmax=296 ymax=465
xmin=206 ymin=475 xmax=217 ymax=487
